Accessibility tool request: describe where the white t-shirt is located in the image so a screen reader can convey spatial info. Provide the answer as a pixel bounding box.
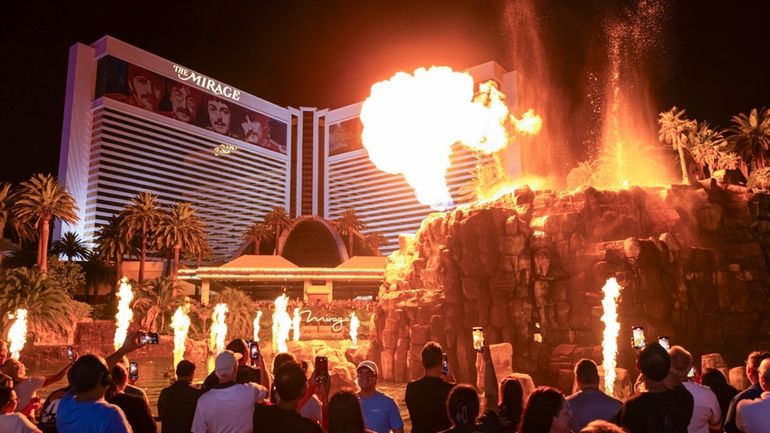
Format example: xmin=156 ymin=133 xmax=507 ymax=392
xmin=14 ymin=376 xmax=46 ymax=410
xmin=683 ymin=381 xmax=721 ymax=433
xmin=736 ymin=392 xmax=770 ymax=433
xmin=191 ymin=382 xmax=267 ymax=433
xmin=0 ymin=412 xmax=40 ymax=433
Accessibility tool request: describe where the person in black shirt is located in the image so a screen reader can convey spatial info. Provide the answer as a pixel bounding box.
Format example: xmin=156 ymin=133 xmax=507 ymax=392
xmin=253 ymin=361 xmax=324 ymax=433
xmin=107 ymin=364 xmax=157 ymax=433
xmin=328 ymin=390 xmax=375 ymax=433
xmin=157 ymin=360 xmax=201 ymax=433
xmin=406 ymin=342 xmax=456 ymax=433
xmin=619 ymin=343 xmax=694 ymax=433
xmin=202 ymin=338 xmax=269 ymax=391
xmin=700 ymin=368 xmax=737 ymax=429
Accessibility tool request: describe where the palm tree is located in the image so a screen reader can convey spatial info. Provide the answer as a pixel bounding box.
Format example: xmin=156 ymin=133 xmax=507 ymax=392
xmin=81 ymin=253 xmax=116 ymax=301
xmin=0 ymin=182 xmax=11 ymax=239
xmin=335 ymin=208 xmax=366 ymax=257
xmin=52 ymin=231 xmax=90 ymax=261
xmin=155 ymin=202 xmax=207 ymax=281
xmin=94 ymin=215 xmax=134 ymax=279
xmin=120 ymin=192 xmax=162 ymax=282
xmin=363 ymin=231 xmax=389 ymax=256
xmin=132 ymin=277 xmax=184 ymax=333
xmin=0 ymin=267 xmax=79 ymax=339
xmin=264 ymin=206 xmax=293 ymax=254
xmin=12 ymin=174 xmax=79 ymax=274
xmin=213 ymin=287 xmax=257 ymax=338
xmin=688 ymin=123 xmax=726 ymax=178
xmin=727 ymin=107 xmax=770 ymax=177
xmin=241 ymin=221 xmax=271 ymax=255
xmin=659 ymin=107 xmax=696 ymax=184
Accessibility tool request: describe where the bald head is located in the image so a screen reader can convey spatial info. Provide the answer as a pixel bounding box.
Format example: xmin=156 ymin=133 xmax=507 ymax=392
xmin=668 ymin=346 xmax=693 ymax=380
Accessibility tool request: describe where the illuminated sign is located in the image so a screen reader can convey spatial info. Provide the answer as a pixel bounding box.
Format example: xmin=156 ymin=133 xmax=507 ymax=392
xmin=173 ymin=65 xmax=242 ymax=101
xmin=299 ymin=309 xmax=350 ymax=333
xmin=214 ymin=143 xmax=238 ymax=156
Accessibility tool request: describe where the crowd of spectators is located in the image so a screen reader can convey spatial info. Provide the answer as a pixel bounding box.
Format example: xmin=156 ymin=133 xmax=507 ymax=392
xmin=0 ymin=332 xmax=769 ymax=433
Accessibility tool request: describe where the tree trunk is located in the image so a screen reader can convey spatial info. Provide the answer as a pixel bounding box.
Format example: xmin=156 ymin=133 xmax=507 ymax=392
xmin=139 ymin=229 xmax=147 ymax=282
xmin=348 ymin=231 xmax=353 ymax=257
xmin=254 ymin=236 xmax=260 ymax=255
xmin=677 ymin=143 xmax=690 ymax=184
xmin=172 ymin=244 xmax=180 ymax=282
xmin=40 ymin=217 xmax=50 ymax=274
xmin=274 ymin=227 xmax=281 ymax=255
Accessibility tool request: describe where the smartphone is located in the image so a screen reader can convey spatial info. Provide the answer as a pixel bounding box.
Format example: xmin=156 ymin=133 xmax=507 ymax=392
xmin=139 ymin=332 xmax=159 ymax=345
xmin=314 ymin=356 xmax=329 ymax=383
xmin=631 ymin=326 xmax=646 ymax=349
xmin=66 ymin=346 xmax=74 ymax=361
xmin=472 ymin=327 xmax=485 ymax=352
xmin=129 ymin=361 xmax=139 ymax=381
xmin=441 ymin=353 xmax=449 ymax=376
xmin=658 ymin=336 xmax=670 ymax=350
xmin=248 ymin=340 xmax=260 ymax=361
xmin=687 ymin=366 xmax=696 ymax=378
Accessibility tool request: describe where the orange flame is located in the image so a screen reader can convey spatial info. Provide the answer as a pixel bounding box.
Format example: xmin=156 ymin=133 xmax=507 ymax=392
xmin=209 ymin=303 xmax=228 ymax=357
xmin=272 ymin=294 xmax=291 ymax=353
xmin=171 ymin=304 xmax=191 ymax=368
xmin=349 ymin=312 xmax=360 ymax=347
xmin=601 ymin=278 xmax=622 ymax=396
xmin=114 ymin=277 xmax=134 ymax=350
xmin=361 ymin=67 xmax=510 ymax=210
xmin=7 ymin=309 xmax=28 ymax=360
xmin=512 ymin=109 xmax=543 ymax=136
xmin=253 ymin=310 xmax=263 ymax=342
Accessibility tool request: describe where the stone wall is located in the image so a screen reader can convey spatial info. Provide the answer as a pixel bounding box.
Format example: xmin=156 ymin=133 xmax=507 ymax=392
xmin=371 ymin=183 xmax=770 ymax=387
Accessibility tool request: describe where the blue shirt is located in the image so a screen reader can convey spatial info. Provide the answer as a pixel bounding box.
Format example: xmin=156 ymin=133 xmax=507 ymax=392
xmin=359 ymin=391 xmax=404 ymax=433
xmin=567 ymin=387 xmax=623 ymax=432
xmin=56 ymin=393 xmax=132 ymax=433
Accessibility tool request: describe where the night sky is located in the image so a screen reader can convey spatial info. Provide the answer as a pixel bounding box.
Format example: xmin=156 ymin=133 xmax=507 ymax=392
xmin=1 ymin=0 xmax=769 ymax=183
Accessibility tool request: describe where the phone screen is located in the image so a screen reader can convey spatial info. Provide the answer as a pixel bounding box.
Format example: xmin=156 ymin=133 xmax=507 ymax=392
xmin=140 ymin=332 xmax=159 ymax=345
xmin=315 ymin=356 xmax=329 ymax=383
xmin=66 ymin=346 xmax=74 ymax=361
xmin=632 ymin=326 xmax=646 ymax=349
xmin=441 ymin=353 xmax=448 ymax=376
xmin=658 ymin=336 xmax=670 ymax=350
xmin=129 ymin=362 xmax=139 ymax=380
xmin=472 ymin=327 xmax=485 ymax=352
xmin=687 ymin=366 xmax=696 ymax=378
xmin=249 ymin=341 xmax=260 ymax=361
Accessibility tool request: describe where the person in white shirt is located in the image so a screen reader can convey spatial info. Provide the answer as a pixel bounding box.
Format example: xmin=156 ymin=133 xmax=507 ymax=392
xmin=736 ymin=358 xmax=770 ymax=433
xmin=668 ymin=346 xmax=721 ymax=433
xmin=0 ymin=387 xmax=41 ymax=433
xmin=192 ymin=350 xmax=268 ymax=433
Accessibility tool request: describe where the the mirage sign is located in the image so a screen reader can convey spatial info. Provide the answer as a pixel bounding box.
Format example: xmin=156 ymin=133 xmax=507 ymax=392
xmin=173 ymin=64 xmax=242 ymax=101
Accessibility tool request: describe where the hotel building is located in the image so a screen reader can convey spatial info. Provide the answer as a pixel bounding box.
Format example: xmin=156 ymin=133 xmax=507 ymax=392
xmin=58 ymin=36 xmax=520 ymax=263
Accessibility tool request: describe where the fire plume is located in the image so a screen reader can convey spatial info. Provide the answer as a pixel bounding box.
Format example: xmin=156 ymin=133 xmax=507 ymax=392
xmin=512 ymin=109 xmax=543 ymax=136
xmin=360 ymin=67 xmax=511 ymax=210
xmin=114 ymin=277 xmax=134 ymax=350
xmin=7 ymin=309 xmax=28 ymax=360
xmin=600 ymin=278 xmax=622 ymax=396
xmin=209 ymin=303 xmax=228 ymax=356
xmin=272 ymin=294 xmax=291 ymax=353
xmin=171 ymin=304 xmax=191 ymax=368
xmin=253 ymin=310 xmax=263 ymax=342
xmin=349 ymin=312 xmax=360 ymax=348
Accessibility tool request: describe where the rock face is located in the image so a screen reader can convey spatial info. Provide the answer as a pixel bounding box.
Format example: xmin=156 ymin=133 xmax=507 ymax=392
xmin=373 ymin=184 xmax=770 ymax=386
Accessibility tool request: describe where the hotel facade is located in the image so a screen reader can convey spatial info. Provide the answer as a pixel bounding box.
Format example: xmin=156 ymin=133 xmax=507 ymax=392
xmin=58 ymin=36 xmax=520 ymax=262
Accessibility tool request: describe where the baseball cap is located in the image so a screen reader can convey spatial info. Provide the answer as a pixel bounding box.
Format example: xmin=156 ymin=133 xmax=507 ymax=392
xmin=215 ymin=350 xmax=242 ymax=373
xmin=357 ymin=360 xmax=379 ymax=375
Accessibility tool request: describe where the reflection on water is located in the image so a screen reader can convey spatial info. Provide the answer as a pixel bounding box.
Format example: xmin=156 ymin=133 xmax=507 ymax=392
xmin=32 ymin=357 xmax=410 ymax=429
